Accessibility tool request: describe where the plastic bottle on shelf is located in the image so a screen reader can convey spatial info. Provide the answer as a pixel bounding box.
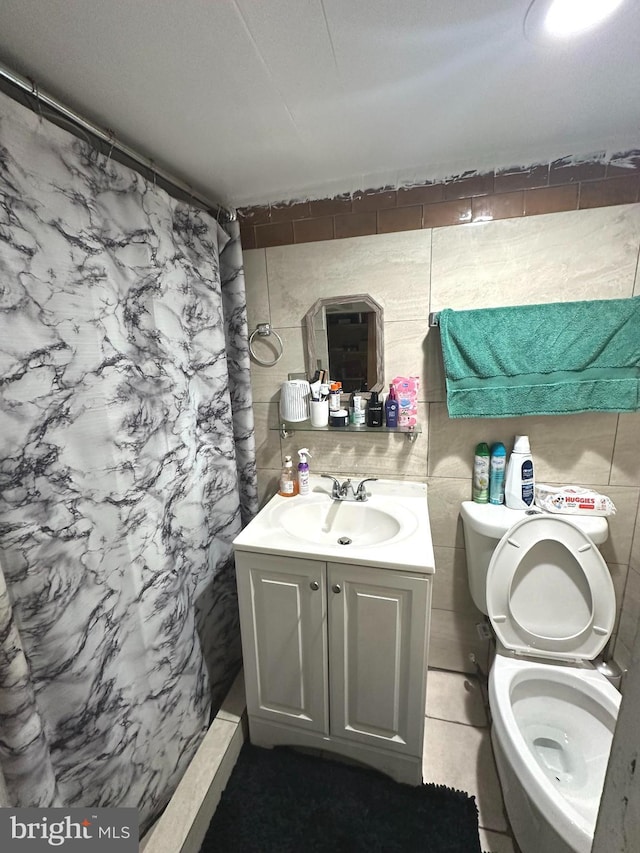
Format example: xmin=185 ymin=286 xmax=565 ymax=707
xmin=366 ymin=391 xmax=383 ymax=427
xmin=329 ymin=382 xmax=342 ymax=412
xmin=384 ymin=384 xmax=399 ymax=427
xmin=349 ymin=390 xmax=366 ymax=425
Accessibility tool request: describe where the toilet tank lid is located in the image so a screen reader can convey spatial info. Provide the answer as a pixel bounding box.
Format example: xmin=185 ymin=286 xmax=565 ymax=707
xmin=460 ymin=501 xmax=608 ymax=544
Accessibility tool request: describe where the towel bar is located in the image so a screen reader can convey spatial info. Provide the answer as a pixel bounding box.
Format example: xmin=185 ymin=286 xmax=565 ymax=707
xmin=428 ymin=312 xmax=440 ymax=327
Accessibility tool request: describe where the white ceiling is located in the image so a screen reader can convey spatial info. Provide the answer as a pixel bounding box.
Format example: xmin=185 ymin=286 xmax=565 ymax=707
xmin=0 ymin=0 xmax=639 ymax=209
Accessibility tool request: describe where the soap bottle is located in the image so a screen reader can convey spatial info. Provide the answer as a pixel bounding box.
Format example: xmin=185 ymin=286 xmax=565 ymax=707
xmin=297 ymin=448 xmax=312 ymax=495
xmin=505 ymin=436 xmax=535 ymax=509
xmin=489 ymin=442 xmax=506 ymax=505
xmin=384 ymin=384 xmax=399 ymax=427
xmin=278 ymin=455 xmax=298 ymax=497
xmin=472 ymin=442 xmax=490 ymax=503
xmin=366 ymin=391 xmax=383 ymax=427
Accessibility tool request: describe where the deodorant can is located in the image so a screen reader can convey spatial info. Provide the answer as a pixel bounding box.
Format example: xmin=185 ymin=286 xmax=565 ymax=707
xmin=472 ymin=443 xmax=490 ymax=503
xmin=489 ymin=442 xmax=506 ymax=505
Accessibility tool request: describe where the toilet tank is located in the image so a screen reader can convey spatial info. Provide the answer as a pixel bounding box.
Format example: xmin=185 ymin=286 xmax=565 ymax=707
xmin=460 ymin=501 xmax=608 ymax=615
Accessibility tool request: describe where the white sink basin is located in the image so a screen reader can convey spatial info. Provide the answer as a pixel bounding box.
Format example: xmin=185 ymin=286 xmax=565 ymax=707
xmin=271 ymin=494 xmax=412 ymax=547
xmin=233 ymin=475 xmax=435 ymax=574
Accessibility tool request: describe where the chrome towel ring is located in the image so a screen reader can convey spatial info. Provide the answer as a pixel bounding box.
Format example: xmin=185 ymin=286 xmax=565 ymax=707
xmin=249 ymin=322 xmax=284 ymax=366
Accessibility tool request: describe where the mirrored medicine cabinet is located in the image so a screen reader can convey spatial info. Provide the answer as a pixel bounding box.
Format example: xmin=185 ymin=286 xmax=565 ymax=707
xmin=303 ymin=293 xmax=384 ymax=392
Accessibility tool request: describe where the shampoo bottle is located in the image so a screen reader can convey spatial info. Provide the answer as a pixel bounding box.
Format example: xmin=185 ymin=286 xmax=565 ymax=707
xmin=489 ymin=442 xmax=506 ymax=505
xmin=505 ymin=435 xmax=535 ymax=509
xmin=472 ymin=442 xmax=490 ymax=503
xmin=297 ymin=448 xmax=312 ymax=495
xmin=279 ymin=455 xmax=298 ymax=497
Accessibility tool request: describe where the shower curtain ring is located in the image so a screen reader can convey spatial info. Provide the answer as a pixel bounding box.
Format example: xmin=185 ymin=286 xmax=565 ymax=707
xmin=249 ymin=323 xmax=284 ymax=367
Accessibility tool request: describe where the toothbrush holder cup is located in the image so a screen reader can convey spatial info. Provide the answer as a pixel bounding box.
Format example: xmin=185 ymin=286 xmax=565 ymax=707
xmin=309 ymin=399 xmax=329 ymax=427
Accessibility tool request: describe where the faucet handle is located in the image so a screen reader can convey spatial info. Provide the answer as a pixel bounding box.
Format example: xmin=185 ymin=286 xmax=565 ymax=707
xmin=355 ymin=477 xmax=378 ymax=500
xmin=321 ymin=473 xmax=342 ymax=498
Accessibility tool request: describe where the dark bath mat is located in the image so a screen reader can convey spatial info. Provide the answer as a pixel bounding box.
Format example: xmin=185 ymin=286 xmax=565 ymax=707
xmin=200 ymin=743 xmax=482 ymax=853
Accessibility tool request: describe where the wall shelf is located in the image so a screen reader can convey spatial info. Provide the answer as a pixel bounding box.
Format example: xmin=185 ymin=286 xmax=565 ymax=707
xmin=275 ymin=420 xmax=421 ymax=442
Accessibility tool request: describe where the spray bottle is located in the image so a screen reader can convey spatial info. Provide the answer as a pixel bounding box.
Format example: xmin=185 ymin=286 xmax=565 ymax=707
xmin=297 ymin=448 xmax=312 ymax=496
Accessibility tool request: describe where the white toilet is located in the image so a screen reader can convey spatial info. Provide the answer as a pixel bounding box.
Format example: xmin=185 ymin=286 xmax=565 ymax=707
xmin=460 ymin=501 xmax=621 ymax=853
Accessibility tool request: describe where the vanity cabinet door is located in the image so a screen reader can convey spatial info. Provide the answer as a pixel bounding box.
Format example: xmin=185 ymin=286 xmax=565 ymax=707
xmin=235 ymin=551 xmax=328 ymax=734
xmin=327 ymin=563 xmax=430 ymax=755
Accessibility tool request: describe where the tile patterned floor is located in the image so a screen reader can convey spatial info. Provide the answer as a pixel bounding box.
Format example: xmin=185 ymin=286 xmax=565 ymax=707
xmin=423 ymin=668 xmax=519 ymax=853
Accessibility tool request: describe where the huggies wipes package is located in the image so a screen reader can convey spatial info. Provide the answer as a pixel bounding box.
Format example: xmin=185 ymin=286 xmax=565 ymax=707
xmin=535 ymin=484 xmax=616 ymax=517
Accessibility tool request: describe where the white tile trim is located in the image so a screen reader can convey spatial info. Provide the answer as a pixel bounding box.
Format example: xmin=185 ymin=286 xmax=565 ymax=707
xmin=140 ymin=670 xmax=247 ymax=853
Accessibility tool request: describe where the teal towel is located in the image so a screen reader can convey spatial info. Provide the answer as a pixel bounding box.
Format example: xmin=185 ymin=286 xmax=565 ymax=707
xmin=438 ymin=297 xmax=640 ymax=418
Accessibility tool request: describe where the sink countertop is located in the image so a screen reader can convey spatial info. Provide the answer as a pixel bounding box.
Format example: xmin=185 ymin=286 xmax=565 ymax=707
xmin=233 ymin=476 xmax=435 ymax=574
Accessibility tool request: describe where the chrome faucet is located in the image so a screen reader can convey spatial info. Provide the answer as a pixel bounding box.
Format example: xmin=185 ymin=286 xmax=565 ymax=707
xmin=321 ymin=474 xmax=378 ymax=502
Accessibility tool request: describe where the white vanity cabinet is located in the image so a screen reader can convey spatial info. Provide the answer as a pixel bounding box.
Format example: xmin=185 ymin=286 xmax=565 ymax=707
xmin=235 ymin=549 xmax=431 ymax=784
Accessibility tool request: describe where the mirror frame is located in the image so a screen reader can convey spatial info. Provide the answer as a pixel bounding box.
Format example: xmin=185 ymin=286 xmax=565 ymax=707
xmin=303 ymin=293 xmax=384 ymax=392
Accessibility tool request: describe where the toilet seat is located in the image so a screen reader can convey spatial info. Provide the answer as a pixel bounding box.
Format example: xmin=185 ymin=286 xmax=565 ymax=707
xmin=487 ymin=515 xmax=615 ymax=661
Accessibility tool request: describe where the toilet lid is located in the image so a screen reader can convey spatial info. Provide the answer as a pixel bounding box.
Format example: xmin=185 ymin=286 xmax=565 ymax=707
xmin=487 ymin=515 xmax=615 ymax=661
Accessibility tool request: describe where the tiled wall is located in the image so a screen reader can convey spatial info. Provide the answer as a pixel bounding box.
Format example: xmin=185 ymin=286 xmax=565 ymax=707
xmin=617 ymin=500 xmax=640 ymax=671
xmin=243 ymin=203 xmax=640 ymax=676
xmin=238 ymin=153 xmax=640 ymax=250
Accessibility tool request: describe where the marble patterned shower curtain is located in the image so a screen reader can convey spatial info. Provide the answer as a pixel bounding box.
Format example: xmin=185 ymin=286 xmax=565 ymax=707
xmin=0 ymin=90 xmax=257 ymax=828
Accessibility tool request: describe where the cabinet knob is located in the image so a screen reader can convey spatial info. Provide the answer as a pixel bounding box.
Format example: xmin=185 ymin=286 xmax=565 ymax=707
xmin=309 ymin=581 xmax=319 ymax=591
xmin=332 ymin=584 xmax=342 ymax=594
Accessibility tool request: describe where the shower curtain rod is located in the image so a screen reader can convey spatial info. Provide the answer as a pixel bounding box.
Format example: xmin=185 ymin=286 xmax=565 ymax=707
xmin=0 ymin=61 xmax=236 ymax=223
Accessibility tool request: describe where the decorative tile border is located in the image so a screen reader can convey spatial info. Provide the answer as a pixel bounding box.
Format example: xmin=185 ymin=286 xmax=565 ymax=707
xmin=238 ymin=151 xmax=640 ymax=249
